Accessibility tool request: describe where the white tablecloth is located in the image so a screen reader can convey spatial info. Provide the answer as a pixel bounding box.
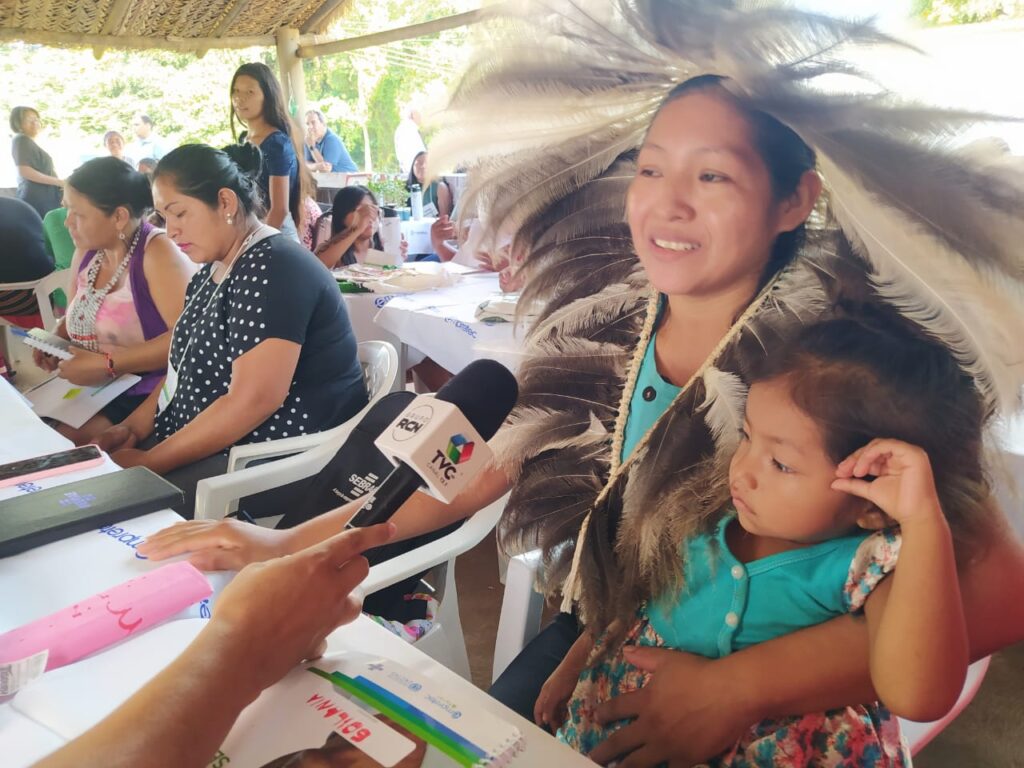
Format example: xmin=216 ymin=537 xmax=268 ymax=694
xmin=374 ymin=273 xmax=527 ymax=375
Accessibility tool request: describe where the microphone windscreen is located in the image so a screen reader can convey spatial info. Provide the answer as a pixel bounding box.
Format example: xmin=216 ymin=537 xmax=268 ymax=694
xmin=435 ymin=359 xmax=519 ymax=440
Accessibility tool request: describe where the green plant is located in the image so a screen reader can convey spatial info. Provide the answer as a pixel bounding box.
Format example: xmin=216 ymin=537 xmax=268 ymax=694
xmin=366 ymin=174 xmax=408 ymax=207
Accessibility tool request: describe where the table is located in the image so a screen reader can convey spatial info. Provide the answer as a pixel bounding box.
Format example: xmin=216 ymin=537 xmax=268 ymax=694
xmin=0 ymin=379 xmax=590 ymax=768
xmin=373 ymin=273 xmax=528 ymax=376
xmin=341 ymin=268 xmax=527 ymax=382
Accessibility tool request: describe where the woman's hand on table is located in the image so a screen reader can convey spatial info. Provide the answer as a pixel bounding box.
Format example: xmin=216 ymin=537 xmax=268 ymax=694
xmin=589 ymin=646 xmax=751 ymax=767
xmin=208 ymin=522 xmax=396 ymax=689
xmin=137 ymin=516 xmax=296 ymax=570
xmin=57 ymin=347 xmax=111 ymax=386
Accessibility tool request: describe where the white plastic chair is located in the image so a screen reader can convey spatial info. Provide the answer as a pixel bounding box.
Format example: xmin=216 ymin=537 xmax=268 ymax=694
xmin=193 ymin=340 xmax=401 ymax=520
xmin=360 ymin=492 xmax=511 ymax=681
xmin=491 ymin=549 xmax=993 ymax=751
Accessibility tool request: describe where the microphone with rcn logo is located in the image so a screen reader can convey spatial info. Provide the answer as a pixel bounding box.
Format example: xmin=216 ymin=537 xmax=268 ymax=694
xmin=345 ymin=359 xmax=519 ymax=529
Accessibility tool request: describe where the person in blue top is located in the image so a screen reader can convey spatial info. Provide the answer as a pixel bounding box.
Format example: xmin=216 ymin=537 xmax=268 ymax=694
xmin=230 ymin=63 xmax=314 ymax=241
xmin=548 ymin=317 xmax=983 ymax=765
xmin=303 ymin=109 xmax=358 ymax=173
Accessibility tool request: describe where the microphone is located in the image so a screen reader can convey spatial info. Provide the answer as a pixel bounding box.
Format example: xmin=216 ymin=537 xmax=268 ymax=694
xmin=346 ymin=359 xmax=519 ymax=529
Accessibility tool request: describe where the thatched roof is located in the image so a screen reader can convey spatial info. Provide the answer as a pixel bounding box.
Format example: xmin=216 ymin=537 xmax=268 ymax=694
xmin=0 ymin=0 xmax=355 ymax=51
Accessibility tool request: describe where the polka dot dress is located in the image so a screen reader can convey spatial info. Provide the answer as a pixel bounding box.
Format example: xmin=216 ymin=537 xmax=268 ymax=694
xmin=155 ymin=237 xmax=313 ymax=444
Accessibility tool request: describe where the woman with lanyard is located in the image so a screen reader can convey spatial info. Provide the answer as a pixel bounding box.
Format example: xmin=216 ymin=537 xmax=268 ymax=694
xmin=95 ymin=143 xmax=367 ymax=516
xmin=230 ymin=62 xmax=313 ymax=242
xmin=139 ymin=2 xmax=1024 ymax=765
xmin=32 ymin=156 xmax=193 ymax=444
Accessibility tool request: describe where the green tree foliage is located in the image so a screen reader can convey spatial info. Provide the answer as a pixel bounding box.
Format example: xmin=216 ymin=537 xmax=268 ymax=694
xmin=0 ymin=0 xmax=474 ymax=176
xmin=912 ymin=0 xmax=1024 ymax=24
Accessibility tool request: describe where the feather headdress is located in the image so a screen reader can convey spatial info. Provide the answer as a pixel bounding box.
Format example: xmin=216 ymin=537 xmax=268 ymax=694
xmin=435 ymin=0 xmax=1024 ymax=416
xmin=433 ymin=0 xmax=1024 ymax=625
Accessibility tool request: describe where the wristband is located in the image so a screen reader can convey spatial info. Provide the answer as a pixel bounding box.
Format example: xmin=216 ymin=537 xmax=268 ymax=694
xmin=103 ymin=352 xmax=117 ymax=380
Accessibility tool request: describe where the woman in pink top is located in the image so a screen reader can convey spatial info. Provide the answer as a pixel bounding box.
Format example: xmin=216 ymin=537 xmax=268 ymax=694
xmin=32 ymin=157 xmax=194 ymax=443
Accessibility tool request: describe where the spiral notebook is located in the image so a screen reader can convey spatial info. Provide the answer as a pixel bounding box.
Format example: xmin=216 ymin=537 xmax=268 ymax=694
xmin=22 ymin=329 xmax=81 ymax=361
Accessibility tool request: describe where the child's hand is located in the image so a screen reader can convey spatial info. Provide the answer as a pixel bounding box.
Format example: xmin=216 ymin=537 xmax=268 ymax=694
xmin=832 ymin=438 xmax=943 ymax=527
xmin=534 ymin=655 xmax=582 ymax=731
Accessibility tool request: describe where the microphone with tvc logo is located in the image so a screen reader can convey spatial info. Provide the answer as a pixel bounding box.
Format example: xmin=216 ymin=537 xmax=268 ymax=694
xmin=345 ymin=359 xmax=519 ymax=529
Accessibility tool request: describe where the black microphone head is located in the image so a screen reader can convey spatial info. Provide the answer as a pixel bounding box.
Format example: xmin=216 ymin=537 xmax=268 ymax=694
xmin=435 ymin=359 xmax=519 ymax=440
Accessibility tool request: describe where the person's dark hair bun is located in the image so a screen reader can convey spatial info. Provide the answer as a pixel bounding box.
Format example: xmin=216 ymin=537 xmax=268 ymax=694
xmin=67 ymin=157 xmax=153 ymax=217
xmin=154 ymin=144 xmax=266 ymax=219
xmin=223 ymin=142 xmax=263 ymax=179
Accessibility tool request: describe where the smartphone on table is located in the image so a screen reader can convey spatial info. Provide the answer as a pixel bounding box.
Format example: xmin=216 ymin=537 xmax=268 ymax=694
xmin=0 ymin=445 xmax=105 ymax=488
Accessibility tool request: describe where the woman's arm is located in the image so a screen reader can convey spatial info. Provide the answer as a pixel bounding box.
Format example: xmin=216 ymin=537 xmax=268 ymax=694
xmin=143 ymin=234 xmax=194 ymax=327
xmin=314 ymin=225 xmax=362 ymax=270
xmin=136 ymin=463 xmax=512 ymax=570
xmin=17 ymin=164 xmax=62 ymax=186
xmin=34 ymin=523 xmax=396 ymax=768
xmin=437 ymin=180 xmax=453 ymax=219
xmin=131 ymin=338 xmax=300 ymax=474
xmin=265 ymin=175 xmax=290 ymax=229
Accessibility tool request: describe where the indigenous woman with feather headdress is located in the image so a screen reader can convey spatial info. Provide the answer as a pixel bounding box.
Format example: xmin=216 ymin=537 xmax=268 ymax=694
xmin=138 ymin=1 xmax=1024 ymax=764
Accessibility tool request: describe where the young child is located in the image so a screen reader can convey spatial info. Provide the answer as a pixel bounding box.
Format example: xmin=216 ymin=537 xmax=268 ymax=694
xmin=540 ymin=316 xmax=990 ymax=766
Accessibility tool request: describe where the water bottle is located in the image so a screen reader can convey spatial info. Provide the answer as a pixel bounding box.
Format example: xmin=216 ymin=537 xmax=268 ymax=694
xmin=410 ymin=183 xmax=424 ymax=221
xmin=379 ymin=207 xmax=404 ymax=266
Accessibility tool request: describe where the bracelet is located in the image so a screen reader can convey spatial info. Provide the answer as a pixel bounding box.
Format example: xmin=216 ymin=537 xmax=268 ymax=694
xmin=103 ymin=352 xmax=117 ymax=380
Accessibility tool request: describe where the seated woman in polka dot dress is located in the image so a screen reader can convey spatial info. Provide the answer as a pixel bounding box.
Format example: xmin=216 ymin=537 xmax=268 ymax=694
xmin=94 ymin=143 xmax=367 ymax=516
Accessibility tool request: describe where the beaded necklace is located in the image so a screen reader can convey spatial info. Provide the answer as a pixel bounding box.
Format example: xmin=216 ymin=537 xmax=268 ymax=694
xmin=67 ymin=225 xmax=144 ymax=352
xmin=559 ymin=268 xmax=788 ymax=610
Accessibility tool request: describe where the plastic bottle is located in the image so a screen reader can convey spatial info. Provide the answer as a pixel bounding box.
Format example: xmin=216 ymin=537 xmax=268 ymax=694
xmin=410 ymin=183 xmax=424 ymax=221
xmin=379 ymin=207 xmax=404 ymax=266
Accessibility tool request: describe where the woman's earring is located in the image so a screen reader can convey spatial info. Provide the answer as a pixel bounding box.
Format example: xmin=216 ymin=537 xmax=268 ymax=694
xmin=226 ymin=214 xmax=233 ymax=224
xmin=118 ymin=230 xmax=126 ymax=241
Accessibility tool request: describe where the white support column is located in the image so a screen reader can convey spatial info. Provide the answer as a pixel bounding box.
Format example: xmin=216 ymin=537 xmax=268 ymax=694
xmin=275 ymin=27 xmax=307 ymax=120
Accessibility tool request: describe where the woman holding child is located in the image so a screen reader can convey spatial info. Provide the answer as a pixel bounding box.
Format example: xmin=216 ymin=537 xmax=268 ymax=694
xmin=40 ymin=2 xmax=1024 ymax=766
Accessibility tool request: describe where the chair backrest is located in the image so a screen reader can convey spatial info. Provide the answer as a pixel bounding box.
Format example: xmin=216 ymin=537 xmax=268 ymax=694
xmin=358 ymin=339 xmax=402 ymax=399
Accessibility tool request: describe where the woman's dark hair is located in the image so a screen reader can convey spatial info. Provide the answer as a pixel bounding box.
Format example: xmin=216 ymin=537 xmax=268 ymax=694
xmin=656 ymin=75 xmax=817 ymax=281
xmin=331 ymin=185 xmax=381 ymax=263
xmin=230 ymin=62 xmax=314 ymax=228
xmin=405 ymin=151 xmax=427 ymax=191
xmin=153 ymin=143 xmax=267 ymax=220
xmin=9 ymin=106 xmax=38 ymax=135
xmin=67 ymin=157 xmax=153 ymax=218
xmin=750 ymin=315 xmax=992 ymax=556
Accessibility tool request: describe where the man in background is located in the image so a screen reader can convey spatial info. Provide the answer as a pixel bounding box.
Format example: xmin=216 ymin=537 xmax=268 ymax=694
xmin=128 ymin=113 xmax=166 ymax=161
xmin=304 ymin=109 xmax=357 ymax=173
xmin=393 ymin=105 xmax=425 ymax=176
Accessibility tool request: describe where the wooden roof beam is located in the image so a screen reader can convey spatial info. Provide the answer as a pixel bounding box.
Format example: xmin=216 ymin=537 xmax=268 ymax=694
xmin=0 ymin=28 xmax=275 ymax=51
xmin=100 ymin=0 xmax=135 ymax=36
xmin=211 ymin=0 xmax=255 ymax=38
xmin=300 ymin=0 xmax=349 ymax=35
xmin=296 ymin=8 xmax=490 ymax=58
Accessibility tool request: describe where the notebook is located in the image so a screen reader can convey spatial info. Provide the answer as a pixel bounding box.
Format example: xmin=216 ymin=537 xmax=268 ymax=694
xmin=21 ymin=329 xmax=80 ymax=361
xmin=23 ymin=373 xmax=142 ymax=429
xmin=210 ymin=652 xmax=524 ymax=768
